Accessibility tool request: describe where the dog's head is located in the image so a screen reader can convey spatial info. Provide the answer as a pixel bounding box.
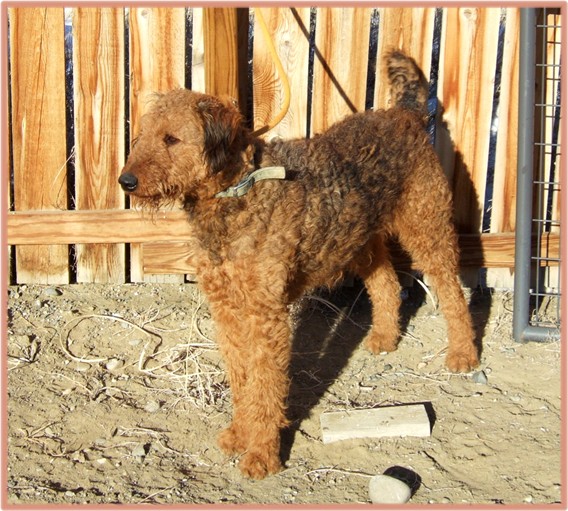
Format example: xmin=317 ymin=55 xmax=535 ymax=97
xmin=118 ymin=90 xmax=251 ymax=208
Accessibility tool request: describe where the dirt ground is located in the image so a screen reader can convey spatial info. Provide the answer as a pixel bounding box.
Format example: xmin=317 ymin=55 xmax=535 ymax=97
xmin=5 ymin=281 xmax=563 ymax=506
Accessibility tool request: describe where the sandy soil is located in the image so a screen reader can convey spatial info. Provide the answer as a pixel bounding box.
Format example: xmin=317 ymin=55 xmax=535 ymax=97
xmin=5 ymin=282 xmax=562 ymax=505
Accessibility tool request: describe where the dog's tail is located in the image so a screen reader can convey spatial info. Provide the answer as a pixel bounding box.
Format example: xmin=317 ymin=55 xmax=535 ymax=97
xmin=385 ymin=50 xmax=428 ymax=120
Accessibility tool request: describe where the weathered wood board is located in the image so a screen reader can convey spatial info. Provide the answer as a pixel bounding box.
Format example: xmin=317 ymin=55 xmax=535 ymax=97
xmin=73 ymin=8 xmax=125 ymax=283
xmin=9 ymin=7 xmax=69 ymax=284
xmin=320 ymin=404 xmax=431 ymax=444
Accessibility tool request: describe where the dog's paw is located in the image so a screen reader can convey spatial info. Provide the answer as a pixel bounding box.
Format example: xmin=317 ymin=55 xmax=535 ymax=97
xmin=445 ymin=349 xmax=479 ymax=373
xmin=218 ymin=424 xmax=247 ymax=455
xmin=364 ymin=331 xmax=399 ymax=354
xmin=239 ymin=450 xmax=282 ymax=480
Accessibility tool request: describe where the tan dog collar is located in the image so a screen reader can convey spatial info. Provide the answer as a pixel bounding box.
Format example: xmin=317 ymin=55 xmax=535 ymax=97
xmin=215 ymin=166 xmax=286 ymax=198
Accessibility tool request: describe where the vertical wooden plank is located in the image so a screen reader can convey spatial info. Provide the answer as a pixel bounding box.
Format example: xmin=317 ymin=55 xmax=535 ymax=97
xmin=436 ymin=8 xmax=501 ymax=234
xmin=373 ymin=8 xmax=437 ymax=290
xmin=486 ymin=8 xmax=520 ymax=289
xmin=490 ymin=8 xmax=519 ymax=235
xmin=375 ymin=8 xmax=436 ymax=109
xmin=129 ymin=7 xmax=186 ymax=282
xmin=9 ymin=7 xmax=69 ymax=284
xmin=252 ymin=7 xmax=311 ymax=139
xmin=203 ymin=8 xmax=242 ymax=100
xmin=436 ymin=8 xmax=501 ymax=287
xmin=6 ymin=6 xmax=13 ymax=282
xmin=129 ymin=7 xmax=185 ymax=136
xmin=311 ymin=8 xmax=372 ymax=133
xmin=191 ymin=8 xmax=205 ymax=93
xmin=73 ymin=8 xmax=125 ymax=283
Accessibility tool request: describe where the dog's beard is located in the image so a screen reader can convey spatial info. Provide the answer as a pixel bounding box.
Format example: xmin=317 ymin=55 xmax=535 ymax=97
xmin=128 ymin=182 xmax=186 ymax=212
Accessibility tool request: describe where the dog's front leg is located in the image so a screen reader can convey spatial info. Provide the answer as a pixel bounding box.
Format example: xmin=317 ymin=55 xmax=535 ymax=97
xmin=215 ymin=321 xmax=251 ymax=457
xmin=236 ymin=310 xmax=291 ymax=479
xmin=214 ymin=302 xmax=291 ymax=479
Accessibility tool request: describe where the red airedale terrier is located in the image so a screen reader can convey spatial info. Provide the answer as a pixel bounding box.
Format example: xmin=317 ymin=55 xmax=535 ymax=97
xmin=119 ymin=50 xmax=479 ymax=479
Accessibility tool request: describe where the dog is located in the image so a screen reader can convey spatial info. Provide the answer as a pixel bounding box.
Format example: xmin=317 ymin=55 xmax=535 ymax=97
xmin=119 ymin=50 xmax=479 ymax=479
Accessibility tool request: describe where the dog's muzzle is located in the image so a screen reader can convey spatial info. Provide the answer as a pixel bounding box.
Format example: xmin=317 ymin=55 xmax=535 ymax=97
xmin=118 ymin=173 xmax=138 ymax=192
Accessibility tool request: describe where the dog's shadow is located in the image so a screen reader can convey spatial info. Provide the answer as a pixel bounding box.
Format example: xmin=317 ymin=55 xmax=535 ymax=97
xmin=280 ymin=281 xmax=412 ymax=463
xmin=280 ymin=280 xmax=492 ymax=465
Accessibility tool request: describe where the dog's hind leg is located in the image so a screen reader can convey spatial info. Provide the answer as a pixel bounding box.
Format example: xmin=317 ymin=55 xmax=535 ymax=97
xmin=392 ymin=166 xmax=479 ymax=372
xmin=354 ymin=236 xmax=402 ymax=354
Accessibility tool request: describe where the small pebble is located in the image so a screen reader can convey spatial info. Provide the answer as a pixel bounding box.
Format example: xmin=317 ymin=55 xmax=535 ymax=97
xmin=74 ymin=362 xmax=91 ymax=372
xmin=472 ymin=370 xmax=488 ymax=385
xmin=144 ymin=400 xmax=161 ymax=413
xmin=383 ymin=364 xmax=393 ymax=372
xmin=44 ymin=287 xmax=62 ymax=297
xmin=369 ymin=474 xmax=411 ymax=504
xmin=105 ymin=358 xmax=123 ymax=371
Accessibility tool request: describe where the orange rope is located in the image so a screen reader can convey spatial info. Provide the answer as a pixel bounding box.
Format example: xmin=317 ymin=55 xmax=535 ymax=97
xmin=252 ymin=8 xmax=291 ymax=137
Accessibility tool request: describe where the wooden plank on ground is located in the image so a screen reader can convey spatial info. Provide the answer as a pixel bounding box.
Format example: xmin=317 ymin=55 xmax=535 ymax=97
xmin=375 ymin=8 xmax=437 ymax=109
xmin=320 ymin=404 xmax=431 ymax=444
xmin=9 ymin=7 xmax=69 ymax=284
xmin=311 ymin=7 xmax=372 ymax=133
xmin=129 ymin=7 xmax=186 ymax=282
xmin=252 ymin=7 xmax=311 ymax=139
xmin=73 ymin=8 xmax=125 ymax=283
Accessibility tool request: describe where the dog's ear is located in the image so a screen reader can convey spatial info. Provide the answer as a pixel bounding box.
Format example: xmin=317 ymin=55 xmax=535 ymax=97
xmin=197 ymin=97 xmax=247 ymax=174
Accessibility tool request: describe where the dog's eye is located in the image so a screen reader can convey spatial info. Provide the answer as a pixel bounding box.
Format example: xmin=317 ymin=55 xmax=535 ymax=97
xmin=164 ymin=134 xmax=181 ymax=146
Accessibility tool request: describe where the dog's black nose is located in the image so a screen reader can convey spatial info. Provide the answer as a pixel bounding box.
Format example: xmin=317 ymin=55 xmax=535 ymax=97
xmin=118 ymin=173 xmax=138 ymax=192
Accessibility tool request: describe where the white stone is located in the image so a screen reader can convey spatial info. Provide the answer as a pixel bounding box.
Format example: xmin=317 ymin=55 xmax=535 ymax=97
xmin=368 ymin=474 xmax=412 ymax=504
xmin=44 ymin=287 xmax=62 ymax=297
xmin=105 ymin=358 xmax=123 ymax=371
xmin=144 ymin=400 xmax=161 ymax=413
xmin=74 ymin=362 xmax=91 ymax=372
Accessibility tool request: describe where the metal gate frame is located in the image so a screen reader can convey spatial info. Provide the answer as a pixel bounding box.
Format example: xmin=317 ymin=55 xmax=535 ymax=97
xmin=513 ymin=8 xmax=562 ymax=342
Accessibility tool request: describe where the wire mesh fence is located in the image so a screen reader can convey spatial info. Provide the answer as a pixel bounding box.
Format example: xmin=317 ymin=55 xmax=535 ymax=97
xmin=514 ymin=7 xmax=562 ymax=342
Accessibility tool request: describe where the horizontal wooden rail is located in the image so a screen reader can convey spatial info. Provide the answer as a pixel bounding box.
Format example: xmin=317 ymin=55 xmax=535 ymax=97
xmin=7 ymin=209 xmax=559 ymax=272
xmin=141 ymin=233 xmax=559 ymax=273
xmin=7 ymin=209 xmax=193 ymax=244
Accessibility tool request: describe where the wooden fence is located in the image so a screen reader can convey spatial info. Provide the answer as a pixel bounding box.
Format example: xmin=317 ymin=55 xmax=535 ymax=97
xmin=5 ymin=7 xmax=561 ymax=287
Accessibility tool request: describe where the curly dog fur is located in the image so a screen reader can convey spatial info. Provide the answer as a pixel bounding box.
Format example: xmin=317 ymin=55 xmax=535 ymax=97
xmin=119 ymin=50 xmax=479 ymax=479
